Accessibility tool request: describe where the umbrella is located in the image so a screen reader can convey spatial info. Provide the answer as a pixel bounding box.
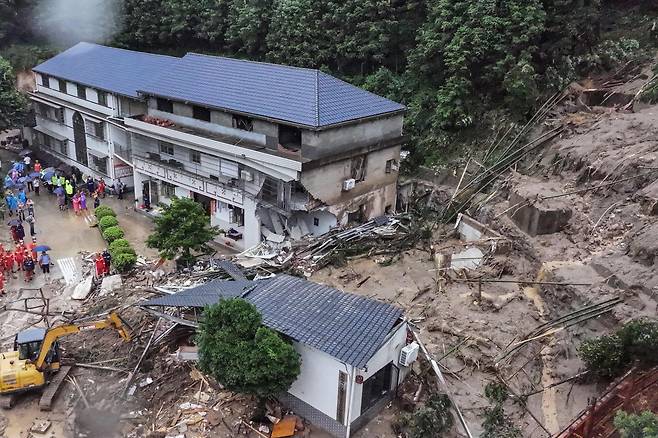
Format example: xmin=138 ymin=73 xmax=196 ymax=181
xmin=42 ymin=167 xmax=55 ymax=174
xmin=42 ymin=170 xmax=56 ymax=180
xmin=53 ymin=187 xmax=64 ymax=196
xmin=34 ymin=245 xmax=51 ymax=252
xmin=29 ymin=172 xmax=41 ymax=178
xmin=12 ymin=162 xmax=24 ymax=171
xmin=17 ymin=176 xmax=32 ymax=184
xmin=4 ymin=179 xmax=16 ymax=188
xmin=7 ymin=219 xmax=21 ymax=226
xmin=18 ymin=149 xmax=32 ymax=156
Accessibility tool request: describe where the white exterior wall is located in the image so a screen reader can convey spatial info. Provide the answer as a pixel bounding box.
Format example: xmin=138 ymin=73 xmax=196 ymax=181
xmin=288 ymin=342 xmax=347 ymax=421
xmin=349 ymin=322 xmax=410 ymax=420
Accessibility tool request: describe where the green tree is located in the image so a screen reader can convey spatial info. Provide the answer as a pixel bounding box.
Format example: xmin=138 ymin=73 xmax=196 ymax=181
xmin=614 ymin=411 xmax=658 ymax=438
xmin=0 ymin=56 xmax=27 ymax=131
xmin=481 ymin=382 xmax=522 ymax=438
xmin=197 ymin=299 xmax=301 ymax=398
xmin=146 ymin=196 xmax=219 ymax=264
xmin=225 ymin=0 xmax=271 ymax=58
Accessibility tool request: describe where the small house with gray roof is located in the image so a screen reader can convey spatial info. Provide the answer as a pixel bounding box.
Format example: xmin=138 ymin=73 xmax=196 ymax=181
xmin=139 ymin=274 xmax=416 ymax=438
xmin=27 ymin=43 xmax=406 ymax=249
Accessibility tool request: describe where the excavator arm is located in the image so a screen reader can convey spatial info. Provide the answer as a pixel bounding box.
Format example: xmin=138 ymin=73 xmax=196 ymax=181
xmin=34 ymin=312 xmax=132 ymax=370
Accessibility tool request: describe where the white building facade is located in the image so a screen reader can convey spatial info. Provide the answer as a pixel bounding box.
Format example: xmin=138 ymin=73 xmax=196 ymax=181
xmin=27 ymin=43 xmax=406 ymax=249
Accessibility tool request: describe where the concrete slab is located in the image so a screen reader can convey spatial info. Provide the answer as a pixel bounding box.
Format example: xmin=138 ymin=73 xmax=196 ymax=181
xmin=100 ymin=274 xmax=122 ymax=295
xmin=71 ymin=276 xmax=93 ymax=300
xmin=451 ymin=247 xmax=484 ymax=270
xmin=508 ymin=177 xmax=573 ymax=236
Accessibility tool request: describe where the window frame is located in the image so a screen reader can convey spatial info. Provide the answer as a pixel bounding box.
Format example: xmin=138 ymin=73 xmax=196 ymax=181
xmin=58 ymin=79 xmax=67 ymax=93
xmin=232 ymin=114 xmax=254 ymax=131
xmin=97 ymin=90 xmax=108 ymax=107
xmin=161 ymin=181 xmax=176 ymax=198
xmin=76 ymin=84 xmax=87 ymax=100
xmin=41 ymin=75 xmax=50 ymax=88
xmin=156 ymin=98 xmax=174 ymax=113
xmin=190 ymin=150 xmax=201 ymax=164
xmin=159 ymin=141 xmax=175 ymax=156
xmin=192 ymin=105 xmax=211 ymax=122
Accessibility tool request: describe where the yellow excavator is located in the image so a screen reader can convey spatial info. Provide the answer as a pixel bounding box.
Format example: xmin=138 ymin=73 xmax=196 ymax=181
xmin=0 ymin=312 xmax=131 ymax=408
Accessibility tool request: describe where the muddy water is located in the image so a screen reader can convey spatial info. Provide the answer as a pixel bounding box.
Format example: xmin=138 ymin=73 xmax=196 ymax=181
xmin=523 ymin=261 xmax=584 ymax=435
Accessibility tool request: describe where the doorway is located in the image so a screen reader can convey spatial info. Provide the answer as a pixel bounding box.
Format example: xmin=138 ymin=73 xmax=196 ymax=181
xmin=193 ymin=192 xmax=213 ymax=218
xmin=72 ymin=112 xmax=88 ymax=165
xmin=360 ymin=363 xmax=393 ymax=414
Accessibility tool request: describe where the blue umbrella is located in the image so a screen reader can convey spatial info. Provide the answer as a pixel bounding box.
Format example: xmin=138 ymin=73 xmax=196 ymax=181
xmin=4 ymin=179 xmax=16 ymax=188
xmin=34 ymin=245 xmax=51 ymax=252
xmin=12 ymin=162 xmax=24 ymax=172
xmin=29 ymin=172 xmax=41 ymax=178
xmin=42 ymin=170 xmax=56 ymax=180
xmin=7 ymin=219 xmax=21 ymax=226
xmin=17 ymin=176 xmax=32 ymax=184
xmin=53 ymin=187 xmax=64 ymax=196
xmin=42 ymin=167 xmax=55 ymax=174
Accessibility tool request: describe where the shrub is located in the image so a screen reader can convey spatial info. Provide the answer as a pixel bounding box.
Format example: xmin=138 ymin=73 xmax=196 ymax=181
xmin=102 ymin=226 xmax=124 ymax=242
xmin=95 ymin=205 xmax=116 ymax=219
xmin=614 ymin=411 xmax=658 ymax=438
xmin=409 ymin=394 xmax=453 ymax=438
xmin=579 ymin=319 xmax=658 ymax=379
xmin=109 ymin=239 xmax=131 ymax=252
xmin=113 ymin=252 xmax=137 ymax=272
xmin=98 ymin=215 xmax=119 ymax=231
xmin=110 ymin=245 xmax=136 ymax=257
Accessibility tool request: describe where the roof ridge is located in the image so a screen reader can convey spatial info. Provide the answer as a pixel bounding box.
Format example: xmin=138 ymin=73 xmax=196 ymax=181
xmin=315 ymin=70 xmax=320 ymax=127
xmin=184 ymin=52 xmax=320 ymax=74
xmin=73 ymin=41 xmax=180 ymax=60
xmin=317 ymin=71 xmax=405 ymax=110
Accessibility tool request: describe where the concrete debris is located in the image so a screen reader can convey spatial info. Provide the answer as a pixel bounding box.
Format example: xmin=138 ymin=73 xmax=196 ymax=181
xmin=450 ymin=247 xmax=485 ymax=270
xmin=100 ymin=274 xmax=123 ymax=295
xmin=30 ymin=420 xmax=51 ymax=433
xmin=71 ymin=276 xmax=94 ymax=300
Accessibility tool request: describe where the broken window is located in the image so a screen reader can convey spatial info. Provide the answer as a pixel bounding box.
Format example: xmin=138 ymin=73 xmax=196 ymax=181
xmin=193 ymin=105 xmax=211 ymax=122
xmin=385 ymin=159 xmax=399 ymax=174
xmin=279 ymin=124 xmax=301 ymax=151
xmin=232 ymin=115 xmax=253 ymax=131
xmin=157 ymin=98 xmax=173 ymax=113
xmin=351 ymin=155 xmax=367 ymax=182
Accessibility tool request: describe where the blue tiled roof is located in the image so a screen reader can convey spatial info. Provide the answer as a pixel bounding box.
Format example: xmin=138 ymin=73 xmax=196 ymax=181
xmin=140 ymin=274 xmax=403 ymax=368
xmin=139 ymin=53 xmax=406 ymax=128
xmin=32 ymin=42 xmax=178 ymax=98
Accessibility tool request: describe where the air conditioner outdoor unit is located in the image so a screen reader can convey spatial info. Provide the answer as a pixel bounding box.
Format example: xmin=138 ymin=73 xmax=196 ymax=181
xmin=399 ymin=342 xmax=419 ymax=367
xmin=342 ymin=178 xmax=356 ymax=191
xmin=241 ymin=170 xmax=253 ymax=182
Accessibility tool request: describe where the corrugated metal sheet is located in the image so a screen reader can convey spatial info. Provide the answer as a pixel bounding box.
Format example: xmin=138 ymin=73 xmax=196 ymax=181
xmin=140 ymin=274 xmax=403 ymax=368
xmin=32 ymin=42 xmax=178 ymax=98
xmin=139 ymin=53 xmax=406 ymax=128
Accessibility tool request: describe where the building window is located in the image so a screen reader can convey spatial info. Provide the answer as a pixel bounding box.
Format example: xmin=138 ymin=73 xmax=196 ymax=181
xmin=58 ymin=140 xmax=68 ymax=155
xmin=190 ymin=150 xmax=201 ymax=164
xmin=42 ymin=75 xmax=50 ymax=88
xmin=336 ymin=371 xmax=347 ymax=424
xmin=159 ymin=141 xmax=175 ymax=156
xmin=97 ymin=91 xmax=108 ymax=107
xmin=232 ymin=115 xmax=253 ymax=131
xmin=192 ymin=106 xmax=211 ymax=122
xmin=351 ymin=155 xmax=367 ymax=182
xmin=84 ymin=119 xmax=105 ymax=140
xmin=58 ymin=79 xmax=67 ymax=93
xmin=385 ymin=159 xmax=399 ymax=174
xmin=90 ymin=155 xmax=108 ymax=174
xmin=161 ymin=182 xmax=176 ymax=198
xmin=279 ymin=124 xmax=301 ymax=151
xmin=157 ymin=98 xmax=173 ymax=113
xmin=313 ymin=218 xmax=319 ymax=227
xmin=76 ymin=84 xmax=87 ymax=100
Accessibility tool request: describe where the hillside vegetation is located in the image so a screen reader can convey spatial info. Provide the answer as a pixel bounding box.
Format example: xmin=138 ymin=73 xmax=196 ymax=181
xmin=1 ymin=0 xmax=657 ymax=165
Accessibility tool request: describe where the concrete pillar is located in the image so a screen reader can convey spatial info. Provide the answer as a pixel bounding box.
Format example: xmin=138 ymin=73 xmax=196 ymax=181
xmin=243 ymin=197 xmax=261 ymax=249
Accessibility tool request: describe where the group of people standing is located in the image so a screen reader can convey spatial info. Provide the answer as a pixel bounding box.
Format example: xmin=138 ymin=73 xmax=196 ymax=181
xmin=0 ymin=237 xmax=50 ymax=290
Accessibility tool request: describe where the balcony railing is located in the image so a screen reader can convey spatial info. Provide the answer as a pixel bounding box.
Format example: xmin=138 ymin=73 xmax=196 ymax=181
xmin=134 ymin=155 xmax=245 ymax=207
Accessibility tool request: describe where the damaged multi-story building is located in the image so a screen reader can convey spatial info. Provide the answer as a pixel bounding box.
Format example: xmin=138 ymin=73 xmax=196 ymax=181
xmin=27 ymin=43 xmax=406 ymax=249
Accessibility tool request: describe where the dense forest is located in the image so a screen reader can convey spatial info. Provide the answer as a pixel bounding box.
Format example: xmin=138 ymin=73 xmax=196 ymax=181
xmin=1 ymin=0 xmax=657 ymax=165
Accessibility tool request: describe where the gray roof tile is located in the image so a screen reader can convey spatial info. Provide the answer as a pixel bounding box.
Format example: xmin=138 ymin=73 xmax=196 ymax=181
xmin=140 ymin=274 xmax=403 ymax=368
xmin=33 ymin=42 xmax=177 ymax=98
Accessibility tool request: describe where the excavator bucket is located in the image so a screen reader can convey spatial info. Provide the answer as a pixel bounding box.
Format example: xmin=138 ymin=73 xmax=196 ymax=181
xmin=109 ymin=312 xmax=133 ymax=342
